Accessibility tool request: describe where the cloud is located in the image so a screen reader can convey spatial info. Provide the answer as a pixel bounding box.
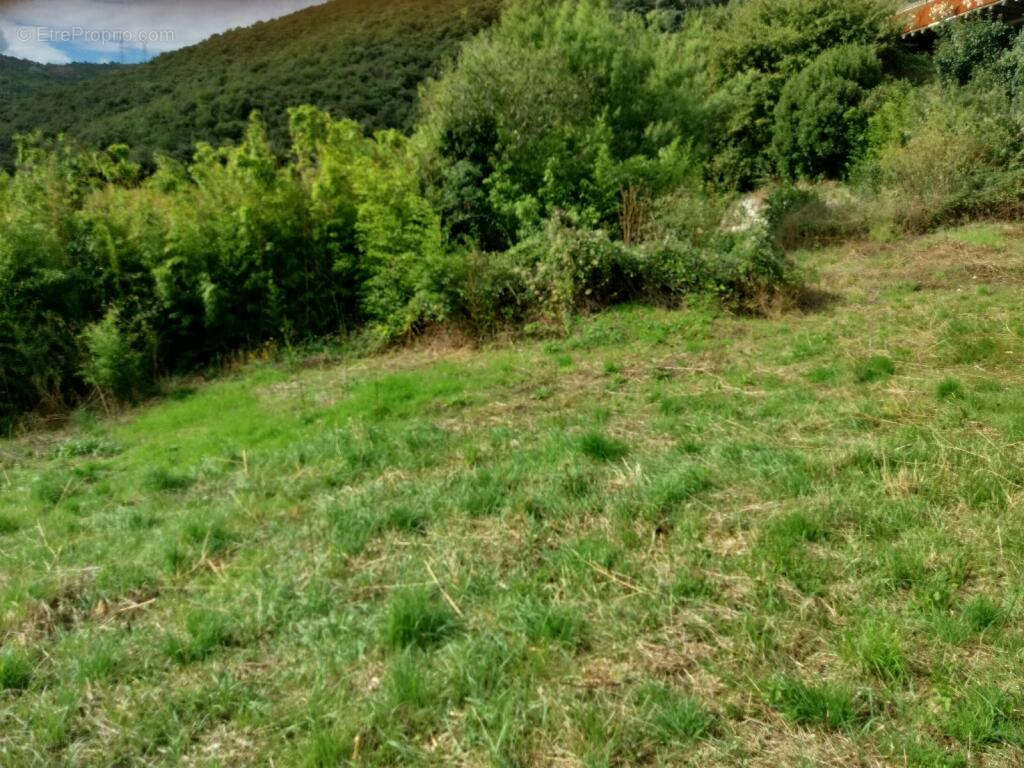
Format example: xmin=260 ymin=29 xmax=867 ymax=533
xmin=0 ymin=17 xmax=71 ymax=62
xmin=0 ymin=0 xmax=326 ymax=63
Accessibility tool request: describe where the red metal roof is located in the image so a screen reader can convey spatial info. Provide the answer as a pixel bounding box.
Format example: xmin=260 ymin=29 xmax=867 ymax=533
xmin=897 ymin=0 xmax=1007 ymax=36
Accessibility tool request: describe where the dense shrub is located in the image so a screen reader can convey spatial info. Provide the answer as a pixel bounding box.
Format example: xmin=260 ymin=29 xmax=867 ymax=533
xmin=460 ymin=219 xmax=794 ymax=330
xmin=0 ymin=140 xmax=107 ymax=426
xmin=855 ymin=83 xmax=1024 ymax=231
xmin=419 ymin=0 xmax=707 ymax=248
xmin=763 ymin=184 xmax=868 ymax=249
xmin=934 ymin=19 xmax=1013 ymax=85
xmin=5 ymin=0 xmax=956 ymax=429
xmin=0 ymin=111 xmax=452 ymax=428
xmin=773 ymin=45 xmax=883 ymax=180
xmin=291 ymin=107 xmax=455 ymax=341
xmin=991 ymin=31 xmax=1024 ymax=105
xmin=699 ymin=0 xmax=894 ymax=186
xmin=80 ymin=308 xmax=152 ymax=404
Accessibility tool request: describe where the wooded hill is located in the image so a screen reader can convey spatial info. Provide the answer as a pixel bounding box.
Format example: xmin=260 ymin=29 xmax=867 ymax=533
xmin=0 ymin=0 xmax=502 ymax=167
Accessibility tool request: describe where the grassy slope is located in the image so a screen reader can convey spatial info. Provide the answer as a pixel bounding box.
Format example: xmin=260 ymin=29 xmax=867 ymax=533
xmin=0 ymin=0 xmax=500 ymax=167
xmin=3 ymin=224 xmax=1024 ymax=765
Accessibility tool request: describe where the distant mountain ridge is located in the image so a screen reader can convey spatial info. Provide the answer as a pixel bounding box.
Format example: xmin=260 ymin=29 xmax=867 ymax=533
xmin=0 ymin=0 xmax=502 ymax=167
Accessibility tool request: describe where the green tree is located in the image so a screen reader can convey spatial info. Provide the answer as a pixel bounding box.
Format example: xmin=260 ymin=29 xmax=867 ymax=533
xmin=419 ymin=0 xmax=706 ymax=246
xmin=934 ymin=19 xmax=1013 ymax=85
xmin=700 ymin=0 xmax=893 ymax=187
xmin=773 ymin=45 xmax=884 ymax=179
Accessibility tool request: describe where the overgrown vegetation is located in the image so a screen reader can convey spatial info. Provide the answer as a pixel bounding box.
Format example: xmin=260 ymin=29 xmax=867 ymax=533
xmin=0 ymin=0 xmax=795 ymax=430
xmin=4 ymin=0 xmax=1024 ymax=432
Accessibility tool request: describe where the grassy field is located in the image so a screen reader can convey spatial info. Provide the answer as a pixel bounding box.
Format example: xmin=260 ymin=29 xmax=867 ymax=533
xmin=3 ymin=224 xmax=1024 ymax=766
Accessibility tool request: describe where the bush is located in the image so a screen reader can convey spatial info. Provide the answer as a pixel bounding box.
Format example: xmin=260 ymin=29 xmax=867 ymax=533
xmin=291 ymin=107 xmax=456 ymax=343
xmin=419 ymin=0 xmax=707 ymax=246
xmin=763 ymin=183 xmax=868 ymax=249
xmin=856 ymin=83 xmax=1024 ymax=231
xmin=773 ymin=45 xmax=883 ymax=180
xmin=81 ymin=308 xmax=152 ymax=404
xmin=0 ymin=110 xmax=466 ymax=424
xmin=460 ymin=218 xmax=794 ymax=331
xmin=701 ymin=0 xmax=894 ymax=187
xmin=934 ymin=19 xmax=1013 ymax=85
xmin=0 ymin=650 xmax=32 ymax=691
xmin=383 ymin=588 xmax=460 ymax=650
xmin=763 ymin=185 xmax=819 ymax=233
xmin=0 ymin=140 xmax=110 ymax=430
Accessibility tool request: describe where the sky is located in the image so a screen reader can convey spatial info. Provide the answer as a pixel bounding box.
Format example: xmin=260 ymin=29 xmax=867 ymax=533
xmin=0 ymin=0 xmax=326 ymax=64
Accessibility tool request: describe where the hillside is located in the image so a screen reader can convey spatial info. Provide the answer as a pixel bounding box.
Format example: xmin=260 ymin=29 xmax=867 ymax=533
xmin=3 ymin=225 xmax=1024 ymax=764
xmin=0 ymin=57 xmax=113 ymax=99
xmin=0 ymin=0 xmax=502 ymax=167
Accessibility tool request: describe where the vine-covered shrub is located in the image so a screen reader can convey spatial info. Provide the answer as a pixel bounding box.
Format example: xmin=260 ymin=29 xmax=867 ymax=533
xmin=459 ymin=219 xmax=794 ymax=331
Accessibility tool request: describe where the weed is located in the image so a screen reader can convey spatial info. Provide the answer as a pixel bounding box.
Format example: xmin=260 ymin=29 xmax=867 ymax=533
xmin=0 ymin=513 xmax=20 ymax=535
xmin=671 ymin=570 xmax=715 ymax=601
xmin=938 ymin=378 xmax=965 ymax=400
xmin=638 ymin=683 xmax=715 ymax=745
xmin=52 ymin=436 xmax=123 ymax=459
xmin=165 ymin=610 xmax=237 ymax=664
xmin=645 ymin=465 xmax=713 ymax=514
xmin=383 ymin=588 xmax=459 ymax=650
xmin=143 ymin=467 xmax=194 ymax=493
xmin=943 ymin=686 xmax=1024 ymax=747
xmin=767 ymin=676 xmax=867 ymax=731
xmin=843 ymin=620 xmax=908 ymax=683
xmin=962 ymin=596 xmax=1006 ymax=633
xmin=578 ymin=432 xmax=629 ymax=462
xmin=0 ymin=650 xmax=32 ymax=691
xmin=855 ymin=356 xmax=895 ymax=383
xmin=32 ymin=471 xmax=72 ymax=506
xmin=519 ymin=599 xmax=589 ymax=650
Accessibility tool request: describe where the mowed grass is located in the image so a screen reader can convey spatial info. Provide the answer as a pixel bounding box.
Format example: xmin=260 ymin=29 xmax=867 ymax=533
xmin=5 ymin=224 xmax=1024 ymax=765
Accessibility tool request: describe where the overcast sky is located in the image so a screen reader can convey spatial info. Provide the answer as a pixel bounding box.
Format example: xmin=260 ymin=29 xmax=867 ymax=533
xmin=0 ymin=0 xmax=326 ymax=63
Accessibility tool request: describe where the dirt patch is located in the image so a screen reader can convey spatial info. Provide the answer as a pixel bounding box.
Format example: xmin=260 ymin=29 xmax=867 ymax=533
xmin=10 ymin=576 xmax=159 ymax=644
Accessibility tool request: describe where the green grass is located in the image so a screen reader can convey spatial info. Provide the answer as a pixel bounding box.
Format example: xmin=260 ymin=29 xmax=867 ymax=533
xmin=578 ymin=431 xmax=630 ymax=462
xmin=383 ymin=588 xmax=460 ymax=650
xmin=5 ymin=227 xmax=1024 ymax=764
xmin=0 ymin=651 xmax=32 ymax=691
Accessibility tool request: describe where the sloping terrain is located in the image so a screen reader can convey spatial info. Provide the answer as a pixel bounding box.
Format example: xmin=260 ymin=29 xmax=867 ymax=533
xmin=3 ymin=225 xmax=1024 ymax=765
xmin=0 ymin=0 xmax=501 ymax=167
xmin=0 ymin=56 xmax=111 ymax=99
